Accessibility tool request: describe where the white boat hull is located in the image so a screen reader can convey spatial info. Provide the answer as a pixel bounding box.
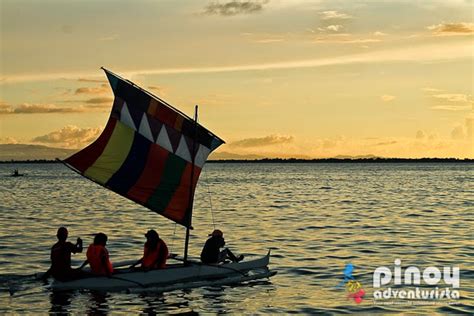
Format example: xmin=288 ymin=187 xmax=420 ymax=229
xmin=50 ymin=252 xmax=273 ymax=291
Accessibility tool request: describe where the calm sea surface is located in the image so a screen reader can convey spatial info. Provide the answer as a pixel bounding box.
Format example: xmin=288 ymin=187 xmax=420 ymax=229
xmin=0 ymin=163 xmax=472 ymax=314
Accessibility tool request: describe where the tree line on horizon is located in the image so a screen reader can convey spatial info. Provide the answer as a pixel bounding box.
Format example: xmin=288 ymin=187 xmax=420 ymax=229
xmin=1 ymin=158 xmax=473 ymax=164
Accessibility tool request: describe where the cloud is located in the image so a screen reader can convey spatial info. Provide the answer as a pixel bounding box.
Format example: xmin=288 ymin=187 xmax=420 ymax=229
xmin=428 ymin=22 xmax=474 ymax=35
xmin=77 ymin=78 xmax=107 ymax=83
xmin=31 ymin=125 xmax=102 ymax=148
xmin=85 ymin=97 xmax=113 ymax=104
xmin=98 ymin=34 xmax=119 ymax=41
xmin=312 ymin=34 xmax=382 ymax=44
xmin=241 ymin=31 xmax=286 ymax=43
xmin=0 ymin=103 xmax=110 ymax=115
xmin=326 ymin=25 xmax=343 ymax=32
xmin=424 ymin=89 xmax=473 ymax=112
xmin=422 ymin=87 xmax=443 ymax=93
xmin=230 ymin=135 xmax=294 ymax=147
xmin=381 ymin=95 xmax=395 ymax=102
xmin=374 ymin=31 xmax=387 ymax=36
xmin=74 ymin=84 xmax=109 ymax=95
xmin=373 ymin=141 xmax=398 ymax=146
xmin=0 ymin=136 xmax=19 ymax=144
xmin=431 ymin=105 xmax=472 ymax=111
xmin=0 ymin=101 xmax=12 ymax=114
xmin=203 ymin=0 xmax=268 ymax=16
xmin=431 ymin=94 xmax=470 ymax=103
xmin=2 ymin=40 xmax=472 ymax=84
xmin=254 ymin=37 xmax=285 ymax=43
xmin=0 ymin=103 xmax=84 ymax=114
xmin=416 ymin=130 xmax=426 ymax=139
xmin=320 ymin=11 xmax=352 ymax=20
xmin=429 ymin=93 xmax=473 ymax=111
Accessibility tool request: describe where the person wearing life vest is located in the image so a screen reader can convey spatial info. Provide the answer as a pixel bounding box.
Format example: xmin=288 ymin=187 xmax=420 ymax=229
xmin=86 ymin=233 xmax=113 ymax=276
xmin=43 ymin=227 xmax=83 ymax=281
xmin=130 ymin=230 xmax=169 ymax=271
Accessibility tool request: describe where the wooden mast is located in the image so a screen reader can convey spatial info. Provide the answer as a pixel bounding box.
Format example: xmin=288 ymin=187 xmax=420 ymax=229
xmin=183 ymin=105 xmax=198 ymax=264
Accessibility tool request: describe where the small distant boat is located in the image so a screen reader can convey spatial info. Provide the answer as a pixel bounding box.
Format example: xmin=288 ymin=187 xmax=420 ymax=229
xmin=10 ymin=169 xmax=24 ymax=177
xmin=51 ymin=68 xmax=275 ymax=291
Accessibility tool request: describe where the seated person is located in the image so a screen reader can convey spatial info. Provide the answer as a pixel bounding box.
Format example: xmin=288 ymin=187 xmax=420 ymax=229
xmin=131 ymin=229 xmax=169 ymax=270
xmin=200 ymin=229 xmax=243 ymax=264
xmin=44 ymin=227 xmax=83 ymax=281
xmin=85 ymin=233 xmax=113 ymax=276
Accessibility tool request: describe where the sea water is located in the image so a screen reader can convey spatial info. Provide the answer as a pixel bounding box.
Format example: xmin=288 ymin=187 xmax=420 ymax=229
xmin=0 ymin=162 xmax=472 ymax=314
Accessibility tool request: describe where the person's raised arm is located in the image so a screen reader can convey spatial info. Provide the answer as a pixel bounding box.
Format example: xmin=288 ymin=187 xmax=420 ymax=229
xmin=75 ymin=237 xmax=83 ymax=253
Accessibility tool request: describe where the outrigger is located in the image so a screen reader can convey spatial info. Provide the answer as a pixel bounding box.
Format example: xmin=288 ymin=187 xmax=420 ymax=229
xmin=43 ymin=68 xmax=275 ymax=292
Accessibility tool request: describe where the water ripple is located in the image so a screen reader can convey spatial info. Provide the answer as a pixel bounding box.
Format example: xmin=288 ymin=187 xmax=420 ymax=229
xmin=0 ymin=162 xmax=472 ymax=314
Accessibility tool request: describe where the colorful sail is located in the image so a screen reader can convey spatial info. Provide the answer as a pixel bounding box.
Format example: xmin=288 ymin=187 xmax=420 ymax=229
xmin=64 ymin=68 xmax=224 ymax=227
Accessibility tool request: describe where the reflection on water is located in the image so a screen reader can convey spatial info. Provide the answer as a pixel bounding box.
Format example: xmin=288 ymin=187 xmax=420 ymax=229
xmin=49 ymin=290 xmax=73 ymax=315
xmin=139 ymin=293 xmax=166 ymax=315
xmin=87 ymin=291 xmax=109 ymax=315
xmin=0 ymin=162 xmax=473 ymax=314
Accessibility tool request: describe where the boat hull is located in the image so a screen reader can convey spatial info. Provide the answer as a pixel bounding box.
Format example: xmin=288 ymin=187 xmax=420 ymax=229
xmin=50 ymin=252 xmax=272 ymax=291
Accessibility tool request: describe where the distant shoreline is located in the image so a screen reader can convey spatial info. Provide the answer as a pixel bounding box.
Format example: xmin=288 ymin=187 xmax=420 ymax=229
xmin=1 ymin=158 xmax=473 ymax=164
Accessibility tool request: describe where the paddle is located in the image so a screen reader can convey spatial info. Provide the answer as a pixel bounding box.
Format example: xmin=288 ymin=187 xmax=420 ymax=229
xmin=6 ymin=273 xmax=48 ymax=298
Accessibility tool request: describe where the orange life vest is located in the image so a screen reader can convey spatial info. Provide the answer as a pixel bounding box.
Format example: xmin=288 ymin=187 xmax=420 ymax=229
xmin=86 ymin=244 xmax=113 ymax=276
xmin=142 ymin=239 xmax=168 ymax=269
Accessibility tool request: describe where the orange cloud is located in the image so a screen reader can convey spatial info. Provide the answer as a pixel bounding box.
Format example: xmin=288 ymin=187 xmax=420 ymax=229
xmin=0 ymin=102 xmax=110 ymax=115
xmin=75 ymin=84 xmax=109 ymax=95
xmin=0 ymin=136 xmax=19 ymax=144
xmin=77 ymin=78 xmax=106 ymax=83
xmin=0 ymin=103 xmax=83 ymax=114
xmin=85 ymin=97 xmax=113 ymax=104
xmin=0 ymin=101 xmax=12 ymax=114
xmin=431 ymin=105 xmax=472 ymax=111
xmin=230 ymin=135 xmax=294 ymax=148
xmin=313 ymin=34 xmax=382 ymax=44
xmin=381 ymin=95 xmax=395 ymax=102
xmin=428 ymin=22 xmax=474 ymax=35
xmin=2 ymin=41 xmax=472 ymax=83
xmin=416 ymin=130 xmax=426 ymax=139
xmin=432 ymin=93 xmax=470 ymax=103
xmin=31 ymin=125 xmax=102 ymax=148
xmin=424 ymin=89 xmax=473 ymax=112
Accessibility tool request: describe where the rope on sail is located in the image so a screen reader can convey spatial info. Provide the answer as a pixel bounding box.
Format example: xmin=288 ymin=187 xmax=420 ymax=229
xmin=169 ymin=223 xmax=177 ymax=253
xmin=204 ymin=172 xmax=216 ymax=230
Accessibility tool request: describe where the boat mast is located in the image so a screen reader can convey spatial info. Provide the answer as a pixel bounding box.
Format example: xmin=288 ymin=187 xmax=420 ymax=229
xmin=183 ymin=105 xmax=198 ymax=264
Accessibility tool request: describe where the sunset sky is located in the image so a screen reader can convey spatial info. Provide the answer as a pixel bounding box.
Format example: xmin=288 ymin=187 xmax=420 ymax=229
xmin=1 ymin=0 xmax=473 ymax=158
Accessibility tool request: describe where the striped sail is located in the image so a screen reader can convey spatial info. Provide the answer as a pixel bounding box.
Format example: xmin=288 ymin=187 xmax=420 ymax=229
xmin=64 ymin=68 xmax=224 ymax=227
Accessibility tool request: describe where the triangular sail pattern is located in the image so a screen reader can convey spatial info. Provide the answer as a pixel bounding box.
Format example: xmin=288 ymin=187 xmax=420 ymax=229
xmin=64 ymin=68 xmax=224 ymax=227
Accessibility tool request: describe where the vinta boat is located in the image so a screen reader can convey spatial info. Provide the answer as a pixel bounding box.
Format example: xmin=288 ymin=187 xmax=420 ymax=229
xmin=46 ymin=68 xmax=275 ymax=292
